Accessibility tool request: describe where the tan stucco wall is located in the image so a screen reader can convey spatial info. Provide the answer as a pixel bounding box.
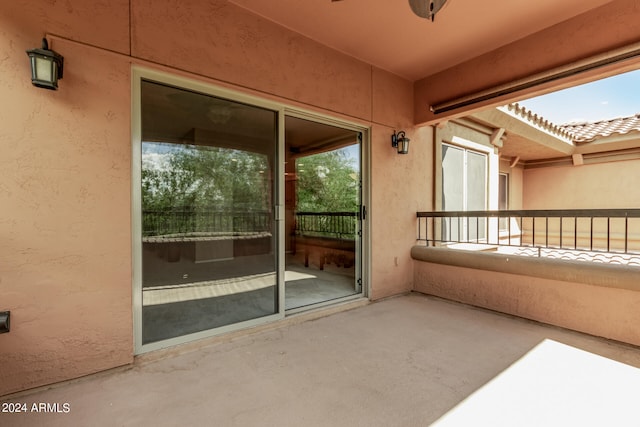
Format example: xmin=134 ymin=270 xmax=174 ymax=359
xmin=500 ymin=159 xmax=524 ymax=210
xmin=522 ymin=159 xmax=640 ymax=251
xmin=371 ymin=125 xmax=432 ymax=299
xmin=0 ymin=0 xmax=426 ymax=395
xmin=412 ymin=247 xmax=640 ymax=347
xmin=523 ymin=159 xmax=640 ymax=210
xmin=0 ymin=2 xmax=133 ymax=396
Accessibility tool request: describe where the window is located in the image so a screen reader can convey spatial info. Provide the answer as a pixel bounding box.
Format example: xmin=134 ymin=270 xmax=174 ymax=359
xmin=441 ymin=142 xmax=487 ymax=241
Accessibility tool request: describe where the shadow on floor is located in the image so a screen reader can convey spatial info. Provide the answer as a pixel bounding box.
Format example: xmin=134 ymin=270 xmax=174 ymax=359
xmin=5 ymin=293 xmax=640 ymax=426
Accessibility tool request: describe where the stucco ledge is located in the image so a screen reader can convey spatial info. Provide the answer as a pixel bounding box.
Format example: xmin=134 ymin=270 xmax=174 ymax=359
xmin=411 ymin=246 xmax=640 ymax=292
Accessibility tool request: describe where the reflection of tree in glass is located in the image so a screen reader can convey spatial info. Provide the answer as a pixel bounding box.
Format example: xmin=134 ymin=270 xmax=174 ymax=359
xmin=141 ymin=142 xmax=270 ymax=236
xmin=296 ymin=148 xmax=359 ymax=212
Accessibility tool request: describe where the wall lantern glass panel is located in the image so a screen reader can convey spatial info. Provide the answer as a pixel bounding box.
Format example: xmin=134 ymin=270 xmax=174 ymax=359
xmin=26 ymin=38 xmax=64 ymax=90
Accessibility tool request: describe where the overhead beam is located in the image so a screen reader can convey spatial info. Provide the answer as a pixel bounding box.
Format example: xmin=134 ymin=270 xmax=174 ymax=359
xmin=572 ymin=153 xmax=584 ymax=166
xmin=490 ymin=128 xmax=505 ymax=148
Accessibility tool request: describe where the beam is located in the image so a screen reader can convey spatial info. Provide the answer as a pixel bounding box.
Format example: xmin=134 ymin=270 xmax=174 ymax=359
xmin=490 ymin=128 xmax=505 ymax=148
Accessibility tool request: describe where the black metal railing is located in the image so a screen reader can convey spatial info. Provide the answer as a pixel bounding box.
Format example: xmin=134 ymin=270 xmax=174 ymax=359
xmin=295 ymin=211 xmax=358 ymax=240
xmin=143 ymin=209 xmax=271 ymax=237
xmin=417 ymin=209 xmax=640 ymax=255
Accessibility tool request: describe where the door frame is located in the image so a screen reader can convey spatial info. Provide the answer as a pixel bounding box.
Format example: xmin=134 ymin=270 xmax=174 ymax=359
xmin=283 ymin=109 xmax=370 ymax=314
xmin=131 ymin=66 xmax=370 ymax=354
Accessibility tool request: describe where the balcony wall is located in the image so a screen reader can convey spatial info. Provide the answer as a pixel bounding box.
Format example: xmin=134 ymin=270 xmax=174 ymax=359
xmin=412 ymin=246 xmax=640 ymax=346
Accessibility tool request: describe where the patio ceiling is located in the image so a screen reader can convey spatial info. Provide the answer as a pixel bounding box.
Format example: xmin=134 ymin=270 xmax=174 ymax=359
xmin=229 ymin=0 xmax=614 ymax=82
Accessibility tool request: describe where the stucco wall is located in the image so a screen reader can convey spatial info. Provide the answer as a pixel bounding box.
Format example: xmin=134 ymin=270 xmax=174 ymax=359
xmin=500 ymin=159 xmax=524 ymax=210
xmin=0 ymin=0 xmax=423 ymax=395
xmin=412 ymin=247 xmax=640 ymax=347
xmin=0 ymin=2 xmax=133 ymax=396
xmin=371 ymin=125 xmax=433 ymax=300
xmin=523 ymin=159 xmax=640 ymax=209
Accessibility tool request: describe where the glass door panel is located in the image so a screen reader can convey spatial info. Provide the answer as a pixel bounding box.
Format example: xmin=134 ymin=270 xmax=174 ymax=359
xmin=284 ymin=116 xmax=362 ymax=310
xmin=140 ymin=80 xmax=278 ymax=345
xmin=467 ymin=150 xmax=487 ymax=241
xmin=441 ymin=144 xmax=464 ymax=241
xmin=441 ymin=143 xmax=487 ymax=242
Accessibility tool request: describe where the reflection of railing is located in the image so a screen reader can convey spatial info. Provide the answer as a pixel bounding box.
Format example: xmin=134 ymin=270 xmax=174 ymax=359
xmin=417 ymin=209 xmax=640 ymax=256
xmin=143 ymin=209 xmax=271 ymax=237
xmin=295 ymin=211 xmax=357 ymax=240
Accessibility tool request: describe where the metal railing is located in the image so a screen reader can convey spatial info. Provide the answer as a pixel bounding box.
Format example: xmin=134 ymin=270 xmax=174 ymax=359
xmin=143 ymin=209 xmax=271 ymax=237
xmin=295 ymin=211 xmax=357 ymax=240
xmin=417 ymin=209 xmax=640 ymax=255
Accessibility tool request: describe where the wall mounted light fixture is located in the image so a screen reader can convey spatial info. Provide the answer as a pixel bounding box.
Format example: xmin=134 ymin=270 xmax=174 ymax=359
xmin=26 ymin=38 xmax=64 ymax=90
xmin=0 ymin=311 xmax=9 ymax=334
xmin=391 ymin=130 xmax=410 ymax=154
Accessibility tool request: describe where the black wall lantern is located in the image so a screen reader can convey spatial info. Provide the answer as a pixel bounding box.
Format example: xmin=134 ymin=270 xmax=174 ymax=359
xmin=26 ymin=38 xmax=64 ymax=90
xmin=391 ymin=130 xmax=410 ymax=154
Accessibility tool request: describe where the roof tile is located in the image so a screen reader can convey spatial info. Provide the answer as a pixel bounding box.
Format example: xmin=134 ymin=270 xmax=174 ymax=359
xmin=560 ymin=114 xmax=640 ymax=143
xmin=506 ymin=103 xmax=640 ymax=144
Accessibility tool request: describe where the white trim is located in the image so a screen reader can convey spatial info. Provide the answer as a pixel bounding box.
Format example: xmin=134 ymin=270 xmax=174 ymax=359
xmin=285 ymin=294 xmax=367 ymax=316
xmin=131 ymin=69 xmax=144 ymax=355
xmin=451 ymin=135 xmax=494 ymax=155
xmin=134 ymin=66 xmax=283 ymax=113
xmin=441 ymin=142 xmax=489 ymax=212
xmin=284 ymin=108 xmax=369 ymax=134
xmin=277 ymin=108 xmax=286 ymax=314
xmin=139 ymin=312 xmax=284 ymax=354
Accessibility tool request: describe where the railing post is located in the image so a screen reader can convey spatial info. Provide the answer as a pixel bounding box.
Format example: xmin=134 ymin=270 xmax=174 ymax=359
xmin=532 ymin=217 xmax=536 ymax=247
xmin=607 ymin=217 xmax=611 ymax=252
xmin=625 ymin=215 xmax=629 ymax=254
xmin=545 ymin=217 xmax=549 ymax=248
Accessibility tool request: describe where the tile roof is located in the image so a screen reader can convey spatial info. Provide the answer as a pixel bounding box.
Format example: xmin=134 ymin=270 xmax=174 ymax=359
xmin=560 ymin=114 xmax=640 ymax=143
xmin=506 ymin=103 xmax=640 ymax=144
xmin=505 ymin=103 xmax=574 ymax=139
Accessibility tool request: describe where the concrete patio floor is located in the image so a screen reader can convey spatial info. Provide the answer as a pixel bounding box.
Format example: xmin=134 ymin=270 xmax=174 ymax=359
xmin=3 ymin=292 xmax=640 ymax=426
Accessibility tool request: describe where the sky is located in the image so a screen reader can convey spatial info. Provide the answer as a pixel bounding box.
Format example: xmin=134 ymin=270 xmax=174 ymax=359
xmin=517 ymin=68 xmax=640 ymax=125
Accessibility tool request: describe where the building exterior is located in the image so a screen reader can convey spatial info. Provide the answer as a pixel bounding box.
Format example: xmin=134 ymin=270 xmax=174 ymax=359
xmin=2 ymin=0 xmax=640 ymax=397
xmin=439 ymin=103 xmax=640 ymax=219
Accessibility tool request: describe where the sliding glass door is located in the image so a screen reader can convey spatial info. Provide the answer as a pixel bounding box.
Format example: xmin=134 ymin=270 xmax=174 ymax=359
xmin=283 ymin=116 xmax=362 ymax=310
xmin=138 ymin=79 xmax=278 ymax=346
xmin=133 ymin=69 xmax=368 ymax=352
xmin=441 ymin=143 xmax=487 ymax=242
